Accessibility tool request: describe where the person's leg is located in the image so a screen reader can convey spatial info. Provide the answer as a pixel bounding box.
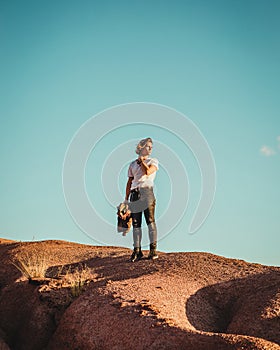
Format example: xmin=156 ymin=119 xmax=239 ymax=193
xmin=144 ymin=200 xmax=158 ymax=259
xmin=130 ymin=212 xmax=143 ymax=262
xmin=132 ymin=212 xmax=142 ymax=247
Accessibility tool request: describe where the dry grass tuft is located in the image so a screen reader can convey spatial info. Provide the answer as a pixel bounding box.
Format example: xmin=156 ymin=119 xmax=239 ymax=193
xmin=62 ymin=264 xmax=95 ymax=297
xmin=12 ymin=250 xmax=48 ymax=279
xmin=11 ymin=250 xmax=95 ymax=297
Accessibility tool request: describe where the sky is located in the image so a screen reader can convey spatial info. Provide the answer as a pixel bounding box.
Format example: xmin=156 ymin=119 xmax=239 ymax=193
xmin=1 ymin=0 xmax=280 ymax=266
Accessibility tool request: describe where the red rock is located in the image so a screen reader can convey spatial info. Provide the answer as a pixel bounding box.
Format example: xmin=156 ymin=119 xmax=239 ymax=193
xmin=0 ymin=239 xmax=279 ymax=349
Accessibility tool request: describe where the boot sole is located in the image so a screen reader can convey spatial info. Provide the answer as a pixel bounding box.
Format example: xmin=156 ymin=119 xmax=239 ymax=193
xmin=130 ymin=255 xmax=143 ymax=262
xmin=148 ymin=256 xmax=158 ymax=260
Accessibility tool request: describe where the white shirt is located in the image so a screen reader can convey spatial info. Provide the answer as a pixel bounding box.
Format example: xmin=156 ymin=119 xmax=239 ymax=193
xmin=128 ymin=158 xmax=159 ymax=190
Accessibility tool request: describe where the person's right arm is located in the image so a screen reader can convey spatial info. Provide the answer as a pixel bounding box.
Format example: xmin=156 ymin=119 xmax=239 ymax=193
xmin=125 ymin=177 xmax=133 ymax=201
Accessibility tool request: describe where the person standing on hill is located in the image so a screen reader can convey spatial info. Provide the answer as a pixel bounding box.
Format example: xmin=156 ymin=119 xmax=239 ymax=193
xmin=125 ymin=137 xmax=159 ymax=262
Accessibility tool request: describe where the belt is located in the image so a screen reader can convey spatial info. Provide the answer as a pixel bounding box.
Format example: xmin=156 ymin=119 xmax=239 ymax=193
xmin=130 ymin=186 xmax=153 ymax=192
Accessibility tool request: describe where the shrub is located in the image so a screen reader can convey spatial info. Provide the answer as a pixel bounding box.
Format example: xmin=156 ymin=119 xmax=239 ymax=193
xmin=12 ymin=250 xmax=48 ymax=279
xmin=63 ymin=264 xmax=95 ymax=297
xmin=12 ymin=251 xmax=95 ymax=297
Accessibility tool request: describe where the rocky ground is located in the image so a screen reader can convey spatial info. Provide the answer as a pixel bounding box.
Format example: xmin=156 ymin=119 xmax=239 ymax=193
xmin=0 ymin=238 xmax=279 ymax=350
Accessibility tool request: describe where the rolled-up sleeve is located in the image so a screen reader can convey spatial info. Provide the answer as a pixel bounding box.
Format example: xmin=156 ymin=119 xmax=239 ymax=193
xmin=150 ymin=158 xmax=159 ymax=170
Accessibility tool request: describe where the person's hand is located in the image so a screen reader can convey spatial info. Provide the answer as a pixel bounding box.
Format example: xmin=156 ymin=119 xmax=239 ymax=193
xmin=121 ymin=210 xmax=131 ymax=220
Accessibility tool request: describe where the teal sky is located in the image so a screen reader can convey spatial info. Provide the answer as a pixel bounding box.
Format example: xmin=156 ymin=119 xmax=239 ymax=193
xmin=1 ymin=0 xmax=280 ymax=265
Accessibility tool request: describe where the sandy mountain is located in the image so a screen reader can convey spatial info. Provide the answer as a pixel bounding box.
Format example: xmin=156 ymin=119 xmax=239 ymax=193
xmin=0 ymin=238 xmax=279 ymax=350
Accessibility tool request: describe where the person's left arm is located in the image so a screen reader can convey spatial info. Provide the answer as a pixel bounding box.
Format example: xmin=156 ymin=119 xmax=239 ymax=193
xmin=138 ymin=157 xmax=158 ymax=176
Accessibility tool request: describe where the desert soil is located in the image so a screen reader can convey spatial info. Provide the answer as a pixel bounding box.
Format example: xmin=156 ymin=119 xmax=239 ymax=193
xmin=0 ymin=238 xmax=279 ymax=350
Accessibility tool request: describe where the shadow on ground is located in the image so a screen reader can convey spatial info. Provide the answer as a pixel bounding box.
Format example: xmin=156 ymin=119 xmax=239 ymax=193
xmin=186 ymin=271 xmax=280 ymax=345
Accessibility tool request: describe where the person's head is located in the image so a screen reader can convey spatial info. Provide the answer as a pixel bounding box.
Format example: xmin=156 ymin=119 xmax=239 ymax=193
xmin=135 ymin=137 xmax=153 ymax=157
